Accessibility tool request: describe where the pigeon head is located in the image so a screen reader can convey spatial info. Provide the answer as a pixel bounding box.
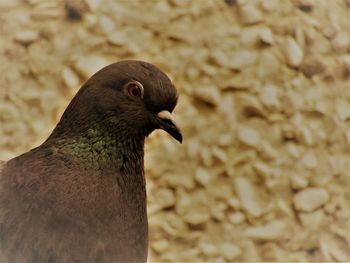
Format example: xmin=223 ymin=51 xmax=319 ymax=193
xmin=55 ymin=60 xmax=182 ymax=143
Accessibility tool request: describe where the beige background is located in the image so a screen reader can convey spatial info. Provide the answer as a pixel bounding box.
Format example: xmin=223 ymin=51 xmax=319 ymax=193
xmin=0 ymin=0 xmax=350 ymax=261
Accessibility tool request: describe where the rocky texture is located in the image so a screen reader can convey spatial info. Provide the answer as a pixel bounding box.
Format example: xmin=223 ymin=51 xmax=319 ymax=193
xmin=0 ymin=0 xmax=350 ymax=261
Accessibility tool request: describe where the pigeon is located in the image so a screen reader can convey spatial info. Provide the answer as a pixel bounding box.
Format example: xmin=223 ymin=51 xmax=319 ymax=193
xmin=0 ymin=60 xmax=182 ymax=263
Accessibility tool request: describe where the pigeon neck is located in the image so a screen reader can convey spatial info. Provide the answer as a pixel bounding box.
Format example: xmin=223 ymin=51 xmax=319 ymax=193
xmin=45 ymin=122 xmax=145 ymax=170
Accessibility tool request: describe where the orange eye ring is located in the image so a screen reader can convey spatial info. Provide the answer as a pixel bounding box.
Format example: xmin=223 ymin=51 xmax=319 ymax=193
xmin=126 ymin=81 xmax=144 ymax=98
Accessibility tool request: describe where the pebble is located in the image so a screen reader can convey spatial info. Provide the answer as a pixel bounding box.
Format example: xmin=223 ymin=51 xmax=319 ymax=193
xmin=238 ymin=4 xmax=263 ymax=25
xmin=293 ymin=188 xmax=330 ymax=212
xmin=291 ymin=174 xmax=308 ymax=190
xmin=152 ymin=239 xmax=170 ymax=254
xmin=237 ymin=126 xmax=261 ymax=148
xmin=234 ymin=177 xmax=267 ymax=217
xmin=335 ymin=98 xmax=350 ymax=121
xmin=228 ymin=212 xmax=246 ymax=224
xmin=283 ymin=37 xmax=304 ymax=67
xmin=193 ymin=85 xmax=221 ymax=106
xmin=259 ymin=84 xmax=280 ymax=109
xmin=183 ymin=205 xmax=210 ymax=225
xmin=155 ymin=188 xmax=176 ymax=209
xmin=230 ymin=50 xmax=258 ymax=70
xmin=211 ymin=146 xmax=227 ymax=163
xmin=210 ymin=202 xmax=227 ymax=221
xmin=14 ymin=30 xmax=39 ymax=45
xmin=259 ymin=27 xmax=275 ymax=44
xmin=74 ymin=56 xmax=109 ymax=78
xmin=332 ymin=32 xmax=350 ymax=53
xmin=244 ymin=220 xmax=288 ymax=240
xmin=200 ymin=243 xmax=219 ymax=257
xmin=195 ymin=167 xmax=212 ymax=187
xmin=299 ymin=209 xmax=325 ymax=229
xmin=62 ymin=67 xmax=80 ymax=89
xmin=302 ymin=151 xmax=318 ymax=169
xmin=84 ymin=0 xmax=101 ymax=11
xmin=227 ymin=197 xmax=241 ymax=209
xmin=107 ymin=31 xmax=126 ymax=46
xmin=31 ymin=10 xmax=60 ymax=20
xmin=300 ymin=57 xmax=325 ymax=78
xmin=211 ymin=50 xmax=257 ymax=70
xmin=221 ymin=75 xmax=254 ymax=91
xmin=219 ymin=242 xmax=242 ymax=261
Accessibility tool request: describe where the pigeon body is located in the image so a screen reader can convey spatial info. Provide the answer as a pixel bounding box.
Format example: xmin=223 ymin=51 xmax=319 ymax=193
xmin=0 ymin=61 xmax=182 ymax=263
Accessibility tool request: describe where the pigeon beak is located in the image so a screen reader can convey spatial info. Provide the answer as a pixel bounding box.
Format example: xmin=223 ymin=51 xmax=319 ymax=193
xmin=157 ymin=111 xmax=183 ymax=143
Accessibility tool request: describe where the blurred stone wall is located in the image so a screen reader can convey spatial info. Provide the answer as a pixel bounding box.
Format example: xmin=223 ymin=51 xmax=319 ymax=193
xmin=0 ymin=0 xmax=350 ymax=261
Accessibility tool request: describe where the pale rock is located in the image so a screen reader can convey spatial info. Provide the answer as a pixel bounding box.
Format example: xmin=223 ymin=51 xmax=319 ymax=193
xmin=62 ymin=67 xmax=80 ymax=89
xmin=208 ymin=180 xmax=233 ymax=201
xmin=230 ymin=50 xmax=258 ymax=70
xmin=259 ymin=84 xmax=280 ymax=109
xmin=253 ymin=162 xmax=271 ymax=178
xmin=293 ymin=188 xmax=330 ymax=212
xmin=320 ymin=234 xmax=349 ymax=262
xmin=84 ymin=0 xmax=101 ymax=11
xmin=195 ymin=167 xmax=212 ymax=186
xmin=234 ymin=177 xmax=267 ymax=217
xmin=259 ymin=27 xmax=274 ymax=44
xmin=300 ymin=57 xmax=325 ymax=78
xmin=182 ymin=205 xmax=210 ymax=225
xmin=240 ymin=28 xmax=261 ymax=47
xmin=14 ymin=30 xmax=39 ymax=45
xmin=199 ymin=243 xmax=219 ymax=257
xmin=199 ymin=147 xmax=213 ymax=167
xmin=107 ymin=31 xmax=127 ymax=46
xmin=221 ymin=75 xmax=254 ymax=91
xmin=83 ymin=13 xmax=98 ymax=28
xmin=291 ymin=174 xmax=308 ymax=190
xmin=210 ymin=50 xmax=231 ymax=68
xmin=261 ymin=0 xmax=279 ymax=12
xmin=151 ymin=239 xmax=170 ymax=254
xmin=74 ymin=56 xmax=109 ymax=78
xmin=244 ymin=220 xmax=288 ymax=240
xmin=219 ymin=242 xmax=242 ymax=261
xmin=276 ymin=199 xmax=294 ymax=217
xmin=201 ymin=63 xmax=218 ymax=76
xmin=238 ymin=4 xmax=263 ymax=25
xmin=211 ymin=146 xmax=227 ymax=163
xmin=332 ymin=32 xmax=350 ymax=53
xmin=218 ymin=133 xmax=233 ymax=147
xmin=302 ymin=151 xmax=317 ymax=169
xmin=227 ymin=197 xmax=241 ymax=209
xmin=299 ymin=209 xmax=325 ymax=229
xmin=237 ymin=126 xmax=261 ymax=148
xmin=335 ymin=98 xmax=350 ymax=121
xmin=238 ymin=93 xmax=266 ymax=118
xmin=160 ymin=252 xmax=178 ymax=262
xmin=98 ymin=15 xmax=115 ymax=34
xmin=300 ymin=126 xmax=314 ymax=146
xmin=193 ymin=85 xmax=221 ymax=106
xmin=283 ymin=37 xmax=304 ymax=67
xmin=329 ymin=240 xmax=349 ymax=262
xmin=155 ymin=188 xmax=176 ymax=209
xmin=31 ymin=10 xmax=60 ymax=20
xmin=228 ymin=212 xmax=246 ymax=224
xmin=210 ymin=202 xmax=227 ymax=221
xmin=231 ymin=151 xmax=256 ymax=166
xmin=211 ymin=50 xmax=257 ymax=70
xmin=176 ymin=190 xmax=210 ymax=225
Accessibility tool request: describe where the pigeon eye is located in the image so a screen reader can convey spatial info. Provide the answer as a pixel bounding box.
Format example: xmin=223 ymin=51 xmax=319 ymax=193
xmin=126 ymin=81 xmax=144 ymax=98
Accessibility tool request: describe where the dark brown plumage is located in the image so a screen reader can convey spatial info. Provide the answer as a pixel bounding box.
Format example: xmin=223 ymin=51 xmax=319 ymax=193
xmin=0 ymin=60 xmax=182 ymax=263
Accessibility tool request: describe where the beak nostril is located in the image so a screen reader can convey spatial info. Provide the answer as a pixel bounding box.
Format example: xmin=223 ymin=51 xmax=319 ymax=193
xmin=157 ymin=110 xmax=176 ymax=124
